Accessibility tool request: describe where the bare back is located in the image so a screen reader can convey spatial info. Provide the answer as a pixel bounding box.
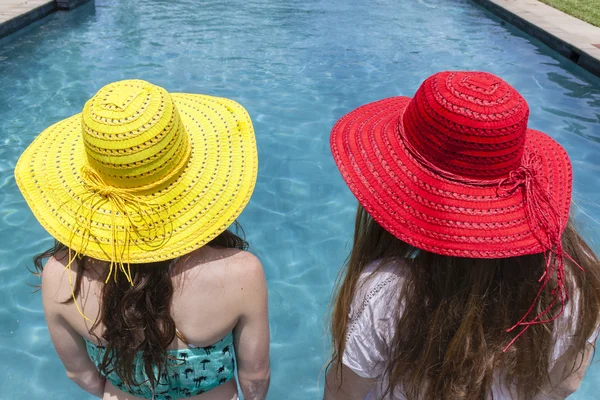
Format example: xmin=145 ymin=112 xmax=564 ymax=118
xmin=42 ymin=245 xmax=270 ymax=400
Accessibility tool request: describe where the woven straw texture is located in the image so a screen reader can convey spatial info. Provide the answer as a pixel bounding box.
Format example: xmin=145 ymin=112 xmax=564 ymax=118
xmin=15 ymin=79 xmax=258 ymax=263
xmin=331 ymin=71 xmax=572 ymax=258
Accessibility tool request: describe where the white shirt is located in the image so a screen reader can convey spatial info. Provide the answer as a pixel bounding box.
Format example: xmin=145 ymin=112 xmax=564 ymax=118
xmin=342 ymin=261 xmax=599 ymax=400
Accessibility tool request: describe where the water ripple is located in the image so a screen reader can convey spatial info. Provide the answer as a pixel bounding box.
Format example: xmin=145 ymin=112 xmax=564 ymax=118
xmin=0 ymin=0 xmax=599 ymax=399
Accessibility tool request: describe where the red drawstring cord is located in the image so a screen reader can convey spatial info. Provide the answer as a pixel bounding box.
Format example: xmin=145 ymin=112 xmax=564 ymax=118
xmin=498 ymin=153 xmax=583 ymax=352
xmin=398 ymin=120 xmax=584 ymax=351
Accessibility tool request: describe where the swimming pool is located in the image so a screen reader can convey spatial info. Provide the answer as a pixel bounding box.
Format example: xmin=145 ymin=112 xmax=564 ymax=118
xmin=0 ymin=0 xmax=599 ymax=398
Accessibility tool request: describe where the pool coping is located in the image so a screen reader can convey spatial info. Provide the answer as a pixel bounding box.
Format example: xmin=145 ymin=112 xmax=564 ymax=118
xmin=471 ymin=0 xmax=600 ymax=78
xmin=0 ymin=0 xmax=92 ymax=40
xmin=0 ymin=1 xmax=55 ymax=40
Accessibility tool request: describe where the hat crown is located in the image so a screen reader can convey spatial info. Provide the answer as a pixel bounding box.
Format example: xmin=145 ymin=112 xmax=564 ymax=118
xmin=81 ymin=79 xmax=190 ymax=189
xmin=402 ymin=71 xmax=529 ymax=179
xmin=99 ymin=84 xmax=149 ymax=111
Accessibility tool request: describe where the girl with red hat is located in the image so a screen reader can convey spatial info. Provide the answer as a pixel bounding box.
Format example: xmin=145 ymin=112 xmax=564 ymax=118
xmin=325 ymin=71 xmax=600 ymax=400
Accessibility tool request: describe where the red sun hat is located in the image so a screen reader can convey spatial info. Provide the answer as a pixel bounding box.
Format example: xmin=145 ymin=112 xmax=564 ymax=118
xmin=331 ymin=71 xmax=573 ymax=259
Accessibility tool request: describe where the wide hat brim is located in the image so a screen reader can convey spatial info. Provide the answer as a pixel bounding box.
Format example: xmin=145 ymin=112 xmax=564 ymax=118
xmin=15 ymin=93 xmax=258 ymax=263
xmin=331 ymin=97 xmax=572 ymax=258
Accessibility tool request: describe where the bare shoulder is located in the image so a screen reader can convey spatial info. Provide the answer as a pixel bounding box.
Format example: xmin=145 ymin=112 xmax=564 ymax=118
xmin=226 ymin=250 xmax=264 ymax=276
xmin=41 ymin=253 xmax=101 ymax=302
xmin=40 ymin=251 xmax=76 ymax=315
xmin=177 ymin=248 xmax=267 ymax=318
xmin=223 ymin=250 xmax=268 ymax=314
xmin=181 ymin=247 xmax=265 ymax=287
xmin=41 ymin=251 xmax=71 ymax=294
xmin=215 ymin=249 xmax=266 ymax=291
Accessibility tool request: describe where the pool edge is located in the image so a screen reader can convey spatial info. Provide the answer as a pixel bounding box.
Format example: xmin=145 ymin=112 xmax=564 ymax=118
xmin=0 ymin=0 xmax=93 ymax=41
xmin=0 ymin=2 xmax=56 ymax=40
xmin=471 ymin=0 xmax=600 ymax=78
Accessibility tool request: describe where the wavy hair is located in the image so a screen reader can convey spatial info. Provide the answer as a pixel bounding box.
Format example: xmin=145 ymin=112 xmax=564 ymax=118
xmin=330 ymin=206 xmax=600 ymax=399
xmin=33 ymin=222 xmax=248 ymax=391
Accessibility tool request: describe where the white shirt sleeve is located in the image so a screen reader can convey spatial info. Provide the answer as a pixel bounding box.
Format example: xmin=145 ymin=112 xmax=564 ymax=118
xmin=551 ymin=288 xmax=600 ymax=368
xmin=342 ymin=264 xmax=402 ymax=379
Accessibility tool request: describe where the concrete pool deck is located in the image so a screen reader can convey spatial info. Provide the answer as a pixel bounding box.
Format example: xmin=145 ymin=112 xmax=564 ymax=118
xmin=0 ymin=0 xmax=91 ymax=40
xmin=0 ymin=0 xmax=55 ymax=40
xmin=473 ymin=0 xmax=600 ymax=77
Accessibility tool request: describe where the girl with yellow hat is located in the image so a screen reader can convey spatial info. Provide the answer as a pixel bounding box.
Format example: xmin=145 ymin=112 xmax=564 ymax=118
xmin=15 ymin=79 xmax=270 ymax=400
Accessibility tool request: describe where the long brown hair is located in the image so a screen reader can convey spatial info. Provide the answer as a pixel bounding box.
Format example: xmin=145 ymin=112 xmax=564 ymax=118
xmin=330 ymin=206 xmax=600 ymax=399
xmin=33 ymin=222 xmax=248 ymax=390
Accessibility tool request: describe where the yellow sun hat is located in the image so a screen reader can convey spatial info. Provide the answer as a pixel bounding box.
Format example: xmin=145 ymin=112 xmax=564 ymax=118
xmin=15 ymin=79 xmax=258 ymax=269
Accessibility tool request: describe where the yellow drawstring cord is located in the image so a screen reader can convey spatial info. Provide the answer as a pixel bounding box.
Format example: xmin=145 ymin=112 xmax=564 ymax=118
xmin=65 ymin=249 xmax=94 ymax=323
xmin=64 ymin=165 xmax=171 ymax=321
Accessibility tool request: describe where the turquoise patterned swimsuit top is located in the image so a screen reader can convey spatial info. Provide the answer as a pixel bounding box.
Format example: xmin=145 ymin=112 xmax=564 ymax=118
xmin=85 ymin=332 xmax=235 ymax=399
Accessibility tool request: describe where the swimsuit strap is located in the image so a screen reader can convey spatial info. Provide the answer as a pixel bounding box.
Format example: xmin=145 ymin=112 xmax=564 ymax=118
xmin=175 ymin=328 xmax=197 ymax=349
xmin=171 ymin=257 xmax=197 ymax=350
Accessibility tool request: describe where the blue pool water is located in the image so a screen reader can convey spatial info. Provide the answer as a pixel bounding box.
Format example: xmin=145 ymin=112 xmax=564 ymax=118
xmin=1 ymin=0 xmax=600 ymax=398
